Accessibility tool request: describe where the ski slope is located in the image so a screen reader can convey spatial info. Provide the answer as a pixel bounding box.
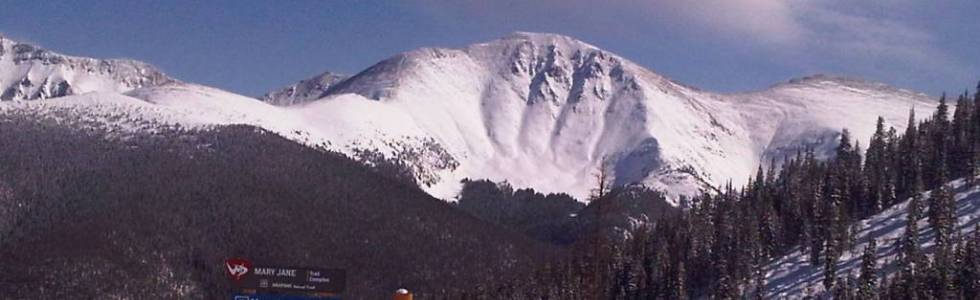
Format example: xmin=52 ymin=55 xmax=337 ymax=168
xmin=764 ymin=178 xmax=980 ymax=298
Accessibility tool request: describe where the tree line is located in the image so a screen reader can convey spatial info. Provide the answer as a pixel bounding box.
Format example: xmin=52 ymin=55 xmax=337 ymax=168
xmin=435 ymin=82 xmax=980 ymax=299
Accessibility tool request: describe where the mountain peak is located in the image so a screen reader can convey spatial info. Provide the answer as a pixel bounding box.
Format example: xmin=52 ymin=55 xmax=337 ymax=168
xmin=473 ymin=31 xmax=601 ymax=54
xmin=0 ymin=36 xmax=174 ymax=101
xmin=261 ymin=71 xmax=348 ymax=106
xmin=503 ymin=31 xmax=593 ymax=45
xmin=324 ymin=31 xmax=647 ymax=103
xmin=785 ymin=74 xmax=865 ymax=85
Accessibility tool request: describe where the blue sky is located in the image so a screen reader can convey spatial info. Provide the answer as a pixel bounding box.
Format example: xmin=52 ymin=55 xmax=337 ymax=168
xmin=1 ymin=0 xmax=976 ymax=97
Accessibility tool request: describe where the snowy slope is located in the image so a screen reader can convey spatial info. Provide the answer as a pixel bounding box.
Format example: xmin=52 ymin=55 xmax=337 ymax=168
xmin=0 ymin=35 xmax=174 ymax=101
xmin=735 ymin=75 xmax=934 ymax=162
xmin=261 ymin=71 xmax=347 ymax=106
xmin=126 ymin=83 xmax=458 ymax=185
xmin=0 ymin=88 xmax=284 ymax=136
xmin=0 ymin=81 xmax=458 ymax=188
xmin=0 ymin=32 xmax=937 ymax=202
xmin=296 ymin=32 xmax=936 ymax=201
xmin=763 ymin=179 xmax=980 ymax=298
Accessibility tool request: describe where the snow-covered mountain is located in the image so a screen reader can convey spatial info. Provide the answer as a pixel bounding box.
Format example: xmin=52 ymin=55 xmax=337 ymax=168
xmin=261 ymin=71 xmax=346 ymax=105
xmin=297 ymin=32 xmax=936 ymax=201
xmin=0 ymin=35 xmax=174 ymax=101
xmin=0 ymin=32 xmax=937 ymax=202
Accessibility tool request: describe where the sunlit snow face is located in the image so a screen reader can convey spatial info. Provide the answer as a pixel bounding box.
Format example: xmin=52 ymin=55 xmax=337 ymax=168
xmin=0 ymin=33 xmax=937 ymax=206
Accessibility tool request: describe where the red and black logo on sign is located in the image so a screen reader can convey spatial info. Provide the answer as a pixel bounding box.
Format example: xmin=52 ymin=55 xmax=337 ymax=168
xmin=225 ymin=257 xmax=252 ymax=282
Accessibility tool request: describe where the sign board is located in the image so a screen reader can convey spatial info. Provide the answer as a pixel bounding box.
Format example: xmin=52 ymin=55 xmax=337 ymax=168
xmin=226 ymin=258 xmax=346 ymax=299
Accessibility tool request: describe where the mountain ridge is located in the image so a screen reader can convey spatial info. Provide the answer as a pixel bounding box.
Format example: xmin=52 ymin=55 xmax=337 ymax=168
xmin=261 ymin=71 xmax=347 ymax=105
xmin=294 ymin=32 xmax=935 ymax=201
xmin=0 ymin=32 xmax=937 ymax=202
xmin=0 ymin=35 xmax=175 ymax=101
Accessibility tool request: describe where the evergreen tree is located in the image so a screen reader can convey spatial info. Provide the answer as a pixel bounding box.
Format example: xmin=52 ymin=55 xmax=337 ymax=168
xmin=832 ymin=131 xmax=857 ymax=251
xmin=753 ymin=264 xmax=766 ymax=300
xmin=972 ymin=82 xmax=980 ymax=182
xmin=865 ymin=117 xmax=889 ymax=215
xmin=952 ymin=92 xmax=974 ymax=178
xmin=715 ymin=271 xmax=739 ymax=300
xmin=928 ymin=93 xmax=950 ymax=187
xmin=833 ymin=275 xmax=854 ymax=300
xmin=673 ymin=260 xmax=689 ymax=300
xmin=898 ymin=108 xmax=920 ymax=197
xmin=883 ymin=179 xmax=897 ymax=212
xmin=858 ymin=238 xmax=878 ymax=300
xmin=969 ymin=143 xmax=980 ymax=184
xmin=929 ymin=182 xmax=955 ymax=254
xmin=823 ymin=220 xmax=841 ymax=292
xmin=759 ymin=205 xmax=779 ymax=259
xmin=900 ymin=175 xmax=924 ymax=277
xmin=946 ymin=93 xmax=973 ymax=173
xmin=929 ymin=180 xmax=957 ymax=298
xmin=972 ymin=81 xmax=980 ymax=147
xmin=936 ymin=92 xmax=951 ymax=130
xmin=962 ymin=224 xmax=980 ymax=299
xmin=809 ymin=176 xmax=827 ymax=266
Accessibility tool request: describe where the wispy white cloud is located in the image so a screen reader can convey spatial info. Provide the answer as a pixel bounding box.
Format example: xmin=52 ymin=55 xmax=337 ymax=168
xmin=652 ymin=0 xmax=806 ymax=47
xmin=796 ymin=3 xmax=944 ymax=61
xmin=411 ymin=0 xmax=971 ymax=91
xmin=419 ymin=0 xmax=954 ymax=64
xmin=650 ymin=0 xmax=967 ymax=78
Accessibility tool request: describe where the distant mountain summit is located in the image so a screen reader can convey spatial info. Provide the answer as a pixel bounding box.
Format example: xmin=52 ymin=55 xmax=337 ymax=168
xmin=0 ymin=35 xmax=174 ymax=101
xmin=261 ymin=71 xmax=346 ymax=105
